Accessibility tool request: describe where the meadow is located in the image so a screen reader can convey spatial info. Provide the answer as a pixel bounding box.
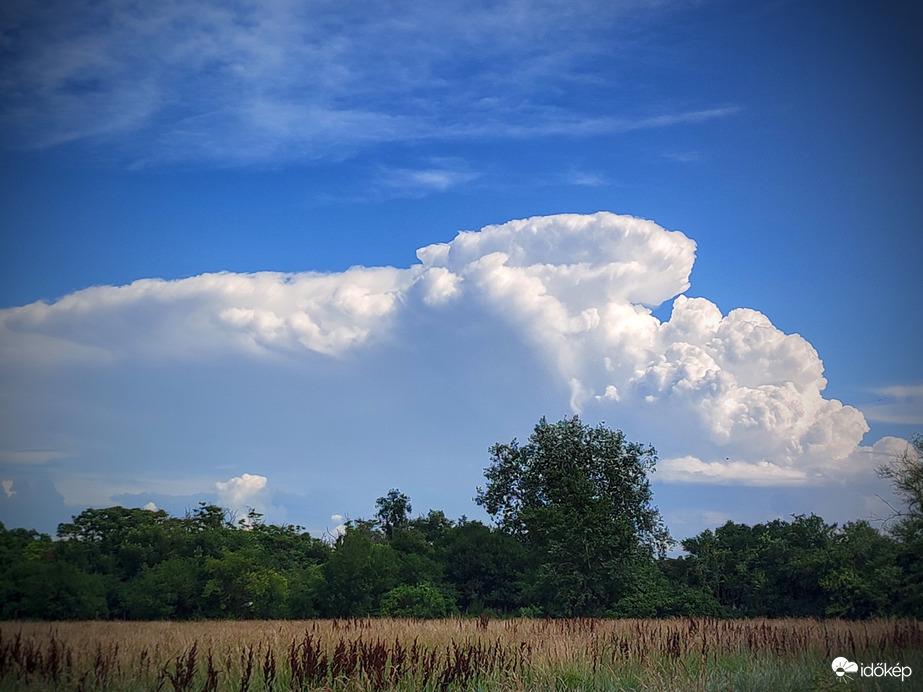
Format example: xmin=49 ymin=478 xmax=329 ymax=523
xmin=1 ymin=617 xmax=921 ymax=691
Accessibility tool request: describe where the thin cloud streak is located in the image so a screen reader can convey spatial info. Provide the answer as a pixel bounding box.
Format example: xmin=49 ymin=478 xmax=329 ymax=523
xmin=872 ymin=385 xmax=923 ymax=400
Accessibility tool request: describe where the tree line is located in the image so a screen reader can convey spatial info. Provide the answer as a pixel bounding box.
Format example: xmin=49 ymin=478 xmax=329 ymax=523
xmin=1 ymin=418 xmax=920 ymax=621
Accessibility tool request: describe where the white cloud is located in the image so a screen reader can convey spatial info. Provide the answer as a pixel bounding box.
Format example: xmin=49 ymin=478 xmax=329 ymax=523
xmin=2 ymin=481 xmax=16 ymax=498
xmin=833 ymin=436 xmax=912 ymax=478
xmin=380 ymin=167 xmax=478 ymax=195
xmin=413 ymin=214 xmax=870 ymax=483
xmin=567 ymin=171 xmax=609 ymax=187
xmin=415 ymin=213 xmax=696 ymax=385
xmin=0 ymin=212 xmax=895 ymax=498
xmin=620 ymin=296 xmax=868 ymax=465
xmin=658 ymin=456 xmax=809 ymax=486
xmin=873 ymin=384 xmax=923 ymax=399
xmin=0 ymin=267 xmax=411 ymax=361
xmin=216 ymin=473 xmax=268 ymax=512
xmin=329 ymin=514 xmax=347 ymax=538
xmin=142 ymin=501 xmax=158 ymax=511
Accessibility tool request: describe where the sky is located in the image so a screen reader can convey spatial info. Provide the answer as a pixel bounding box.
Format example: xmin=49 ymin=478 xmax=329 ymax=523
xmin=1 ymin=0 xmax=921 ymax=542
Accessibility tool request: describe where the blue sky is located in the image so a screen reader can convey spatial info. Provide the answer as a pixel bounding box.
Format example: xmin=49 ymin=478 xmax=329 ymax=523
xmin=1 ymin=0 xmax=921 ymax=541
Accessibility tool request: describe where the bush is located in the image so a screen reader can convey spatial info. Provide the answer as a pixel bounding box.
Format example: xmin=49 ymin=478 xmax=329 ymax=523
xmin=379 ymin=582 xmax=456 ymax=618
xmin=0 ymin=560 xmax=108 ymax=620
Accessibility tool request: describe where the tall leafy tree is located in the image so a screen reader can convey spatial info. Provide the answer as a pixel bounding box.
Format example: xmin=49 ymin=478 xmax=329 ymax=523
xmin=375 ymin=489 xmax=412 ymax=539
xmin=476 ymin=416 xmax=670 ymax=616
xmin=878 ymin=433 xmax=923 ymax=616
xmin=878 ymin=433 xmax=923 ymax=526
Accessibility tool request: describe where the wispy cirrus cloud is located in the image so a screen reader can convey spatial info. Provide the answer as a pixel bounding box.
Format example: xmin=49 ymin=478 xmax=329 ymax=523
xmin=0 ymin=0 xmax=736 ymax=165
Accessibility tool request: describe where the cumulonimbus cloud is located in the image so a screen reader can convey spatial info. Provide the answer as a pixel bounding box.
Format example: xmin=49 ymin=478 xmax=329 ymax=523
xmin=0 ymin=212 xmax=880 ymax=485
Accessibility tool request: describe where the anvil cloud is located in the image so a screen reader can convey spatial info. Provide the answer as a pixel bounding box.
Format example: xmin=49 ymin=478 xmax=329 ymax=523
xmin=1 ymin=214 xmax=880 ymax=507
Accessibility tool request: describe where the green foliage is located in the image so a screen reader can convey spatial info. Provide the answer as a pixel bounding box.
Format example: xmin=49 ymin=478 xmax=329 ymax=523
xmin=677 ymin=514 xmax=911 ymax=619
xmin=0 ymin=559 xmax=108 ymax=619
xmin=436 ymin=520 xmax=527 ymax=613
xmin=379 ymin=582 xmax=457 ymax=618
xmin=614 ymin=562 xmax=724 ymax=617
xmin=878 ymin=433 xmax=923 ymax=617
xmin=878 ymin=433 xmax=923 ymax=525
xmin=55 ymin=506 xmax=173 ymax=579
xmin=248 ymin=520 xmax=330 ymax=571
xmin=389 ymin=527 xmax=444 ymax=587
xmin=0 ymin=524 xmax=53 ymax=563
xmin=320 ymin=525 xmax=399 ymax=617
xmin=375 ymin=488 xmax=412 ymax=539
xmin=821 ymin=521 xmax=901 ymax=618
xmin=476 ymin=416 xmax=669 ymax=615
xmin=285 ymin=563 xmax=326 ymax=618
xmin=123 ymin=557 xmax=203 ymax=619
xmin=409 ymin=509 xmax=454 ymax=543
xmin=1 ymin=424 xmax=921 ymax=621
xmin=680 ymin=516 xmax=834 ymax=616
xmin=1 ymin=503 xmax=333 ymax=621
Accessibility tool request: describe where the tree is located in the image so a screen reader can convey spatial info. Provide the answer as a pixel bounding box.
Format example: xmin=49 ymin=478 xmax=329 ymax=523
xmin=680 ymin=516 xmax=838 ymax=618
xmin=123 ymin=557 xmax=203 ymax=619
xmin=202 ymin=547 xmax=290 ymax=619
xmin=821 ymin=521 xmax=901 ymax=618
xmin=476 ymin=416 xmax=670 ymax=616
xmin=0 ymin=560 xmax=108 ymax=620
xmin=246 ymin=519 xmax=330 ymax=572
xmin=0 ymin=523 xmax=53 ymax=564
xmin=389 ymin=528 xmax=444 ymax=588
xmin=410 ymin=510 xmax=454 ymax=543
xmin=375 ymin=489 xmax=412 ymax=539
xmin=320 ymin=524 xmax=399 ymax=616
xmin=878 ymin=433 xmax=923 ymax=617
xmin=878 ymin=433 xmax=923 ymax=529
xmin=436 ymin=520 xmax=527 ymax=614
xmin=56 ymin=506 xmax=173 ymax=579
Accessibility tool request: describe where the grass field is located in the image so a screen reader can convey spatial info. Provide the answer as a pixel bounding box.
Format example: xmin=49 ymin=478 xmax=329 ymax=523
xmin=1 ymin=617 xmax=920 ymax=691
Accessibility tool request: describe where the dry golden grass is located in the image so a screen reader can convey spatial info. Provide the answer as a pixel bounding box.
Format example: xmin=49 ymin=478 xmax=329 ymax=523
xmin=2 ymin=617 xmax=921 ymax=691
